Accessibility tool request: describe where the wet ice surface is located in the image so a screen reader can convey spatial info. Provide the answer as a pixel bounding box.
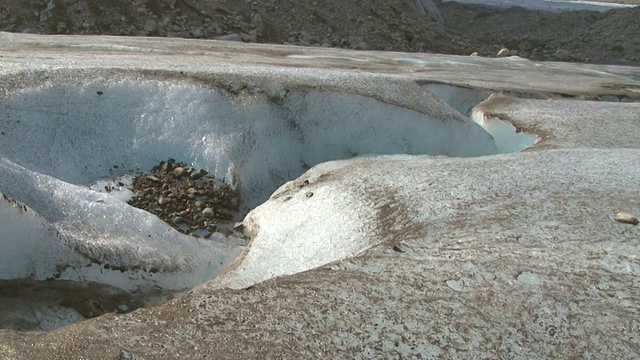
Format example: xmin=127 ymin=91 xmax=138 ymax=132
xmin=0 ymin=78 xmax=500 ymax=331
xmin=287 ymin=55 xmax=369 ymax=63
xmin=442 ymin=0 xmax=637 ymax=11
xmin=396 ymin=58 xmax=481 ymax=67
xmin=0 ymin=278 xmax=160 ymax=332
xmin=471 ymin=113 xmax=538 ymax=153
xmin=424 ymin=84 xmax=539 ymax=153
xmin=626 ymin=73 xmax=640 ymax=81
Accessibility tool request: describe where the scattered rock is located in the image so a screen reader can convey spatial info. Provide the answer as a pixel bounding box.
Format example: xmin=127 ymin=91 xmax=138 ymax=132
xmin=300 ymin=31 xmax=315 ymax=44
xmin=215 ymin=33 xmax=242 ymax=42
xmin=393 ymin=244 xmax=406 ymax=253
xmin=73 ymin=299 xmax=108 ymax=318
xmin=497 ymin=48 xmax=509 ymax=58
xmin=190 ymin=168 xmax=207 ymax=180
xmin=173 ymin=167 xmax=185 ymax=177
xmin=172 ymin=216 xmax=185 ymax=224
xmin=127 ymin=159 xmax=241 ymax=238
xmin=552 ymin=49 xmax=571 ymax=61
xmin=143 ymin=19 xmax=156 ymax=33
xmin=191 ymin=27 xmax=204 ymax=38
xmin=599 ymin=95 xmax=620 ymax=102
xmin=351 ymin=41 xmax=368 ymax=51
xmin=202 ymin=207 xmax=215 ymax=219
xmin=615 ymin=212 xmax=639 ymax=225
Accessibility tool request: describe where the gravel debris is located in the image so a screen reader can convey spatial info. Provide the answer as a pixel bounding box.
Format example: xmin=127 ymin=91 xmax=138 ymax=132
xmin=127 ymin=159 xmax=241 ymax=238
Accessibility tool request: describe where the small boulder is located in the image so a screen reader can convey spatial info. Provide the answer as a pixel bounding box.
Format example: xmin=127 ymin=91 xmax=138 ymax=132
xmin=203 ymin=207 xmax=215 ymax=219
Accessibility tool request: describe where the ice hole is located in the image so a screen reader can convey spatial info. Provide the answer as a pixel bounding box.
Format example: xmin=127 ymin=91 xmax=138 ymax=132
xmin=0 ymin=76 xmax=499 ymax=331
xmin=424 ymin=83 xmax=538 ymax=153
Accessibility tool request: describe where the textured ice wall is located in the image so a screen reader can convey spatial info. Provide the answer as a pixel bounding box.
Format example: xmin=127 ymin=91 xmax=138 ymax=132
xmin=0 ymin=161 xmax=242 ymax=292
xmin=1 ymin=80 xmax=496 ymax=208
xmin=0 ymin=79 xmax=497 ymax=292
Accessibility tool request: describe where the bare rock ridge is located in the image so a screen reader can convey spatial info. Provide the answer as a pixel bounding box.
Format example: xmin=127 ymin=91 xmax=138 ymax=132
xmin=439 ymin=1 xmax=640 ymax=64
xmin=413 ymin=0 xmax=445 ymax=25
xmin=0 ymin=0 xmax=638 ymax=64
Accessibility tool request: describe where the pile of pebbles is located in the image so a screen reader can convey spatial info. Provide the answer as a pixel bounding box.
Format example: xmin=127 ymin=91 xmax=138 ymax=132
xmin=127 ymin=159 xmax=241 ymax=239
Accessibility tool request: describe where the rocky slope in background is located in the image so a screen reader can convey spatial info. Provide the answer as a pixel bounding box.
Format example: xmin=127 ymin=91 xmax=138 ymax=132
xmin=440 ymin=1 xmax=640 ymax=64
xmin=0 ymin=0 xmax=638 ymax=64
xmin=0 ymin=0 xmax=472 ymax=54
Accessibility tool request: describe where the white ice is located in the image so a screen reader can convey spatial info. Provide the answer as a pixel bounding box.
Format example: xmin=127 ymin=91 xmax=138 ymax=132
xmin=0 ymin=79 xmax=498 ymax=295
xmin=0 ymin=162 xmax=242 ymax=293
